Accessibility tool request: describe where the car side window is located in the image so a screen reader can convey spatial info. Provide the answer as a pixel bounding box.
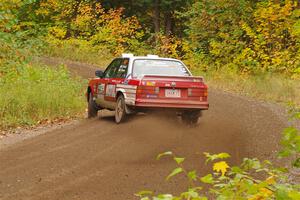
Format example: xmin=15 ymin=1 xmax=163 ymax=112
xmin=115 ymin=58 xmax=129 ymax=78
xmin=103 ymin=59 xmax=122 ymax=78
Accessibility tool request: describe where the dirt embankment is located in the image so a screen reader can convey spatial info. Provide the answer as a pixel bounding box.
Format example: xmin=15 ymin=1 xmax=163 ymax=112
xmin=0 ymin=57 xmax=290 ymax=200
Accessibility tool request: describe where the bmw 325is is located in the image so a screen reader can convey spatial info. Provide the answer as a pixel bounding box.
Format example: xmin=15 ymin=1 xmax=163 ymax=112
xmin=86 ymin=54 xmax=209 ymax=125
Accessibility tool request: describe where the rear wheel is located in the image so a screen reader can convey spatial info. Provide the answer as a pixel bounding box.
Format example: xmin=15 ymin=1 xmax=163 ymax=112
xmin=115 ymin=95 xmax=127 ymax=124
xmin=181 ymin=110 xmax=201 ymax=126
xmin=88 ymin=93 xmax=98 ymax=118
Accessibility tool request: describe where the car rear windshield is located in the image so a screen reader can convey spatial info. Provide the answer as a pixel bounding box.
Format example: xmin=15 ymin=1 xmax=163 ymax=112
xmin=132 ymin=59 xmax=190 ymax=78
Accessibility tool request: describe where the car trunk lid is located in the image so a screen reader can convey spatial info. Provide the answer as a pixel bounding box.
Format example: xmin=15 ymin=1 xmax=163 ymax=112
xmin=137 ymin=75 xmax=208 ymax=100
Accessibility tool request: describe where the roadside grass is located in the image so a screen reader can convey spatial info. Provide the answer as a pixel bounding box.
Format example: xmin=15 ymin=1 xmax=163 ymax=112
xmin=0 ymin=63 xmax=86 ymax=130
xmin=194 ymin=68 xmax=300 ymax=106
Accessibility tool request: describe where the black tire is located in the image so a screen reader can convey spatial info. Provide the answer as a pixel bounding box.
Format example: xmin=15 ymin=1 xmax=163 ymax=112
xmin=181 ymin=110 xmax=201 ymax=126
xmin=115 ymin=94 xmax=127 ymax=124
xmin=88 ymin=93 xmax=98 ymax=118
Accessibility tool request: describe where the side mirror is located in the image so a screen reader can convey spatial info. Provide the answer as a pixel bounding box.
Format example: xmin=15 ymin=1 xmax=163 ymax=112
xmin=95 ymin=70 xmax=104 ymax=78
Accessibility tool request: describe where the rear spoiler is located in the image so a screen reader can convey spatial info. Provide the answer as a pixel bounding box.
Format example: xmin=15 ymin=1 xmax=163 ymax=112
xmin=142 ymin=75 xmax=204 ymax=82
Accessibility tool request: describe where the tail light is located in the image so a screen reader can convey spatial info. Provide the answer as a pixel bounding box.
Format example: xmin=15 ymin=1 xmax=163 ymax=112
xmin=187 ymin=84 xmax=208 ymax=99
xmin=137 ymin=86 xmax=143 ymax=94
xmin=203 ymin=84 xmax=208 ymax=97
xmin=136 ymin=86 xmax=159 ymax=96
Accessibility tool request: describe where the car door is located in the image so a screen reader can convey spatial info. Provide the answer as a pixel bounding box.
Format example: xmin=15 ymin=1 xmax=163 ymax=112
xmin=105 ymin=58 xmax=129 ymax=102
xmin=95 ymin=58 xmax=122 ymax=109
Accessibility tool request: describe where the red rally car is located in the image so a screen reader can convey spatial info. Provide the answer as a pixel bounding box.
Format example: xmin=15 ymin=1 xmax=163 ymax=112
xmin=86 ymin=54 xmax=209 ymax=124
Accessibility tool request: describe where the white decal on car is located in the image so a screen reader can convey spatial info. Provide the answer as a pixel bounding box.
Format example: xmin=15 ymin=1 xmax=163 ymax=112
xmin=98 ymin=84 xmax=104 ymax=94
xmin=106 ymin=84 xmax=116 ymax=97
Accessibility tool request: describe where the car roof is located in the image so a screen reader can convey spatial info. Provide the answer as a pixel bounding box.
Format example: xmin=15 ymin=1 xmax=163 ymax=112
xmin=118 ymin=54 xmax=181 ymax=62
xmin=115 ymin=54 xmax=192 ymax=77
xmin=131 ymin=57 xmax=180 ymax=61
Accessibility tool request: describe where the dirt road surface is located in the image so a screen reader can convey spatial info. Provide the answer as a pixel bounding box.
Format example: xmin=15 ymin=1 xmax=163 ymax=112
xmin=0 ymin=58 xmax=288 ymax=200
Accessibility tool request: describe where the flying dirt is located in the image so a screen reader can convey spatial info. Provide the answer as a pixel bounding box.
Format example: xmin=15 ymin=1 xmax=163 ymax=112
xmin=0 ymin=58 xmax=287 ymax=200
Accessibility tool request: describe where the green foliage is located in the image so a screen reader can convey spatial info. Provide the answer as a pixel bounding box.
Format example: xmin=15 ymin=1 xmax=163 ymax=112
xmin=138 ymin=151 xmax=300 ymax=200
xmin=166 ymin=167 xmax=183 ymax=181
xmin=240 ymin=1 xmax=300 ymax=74
xmin=204 ymin=152 xmax=231 ymax=164
xmin=279 ymin=106 xmax=300 ymax=167
xmin=0 ymin=0 xmax=30 ymax=29
xmin=4 ymin=0 xmax=300 ymax=78
xmin=200 ymin=174 xmax=214 ymax=184
xmin=157 ymin=151 xmax=173 ymax=160
xmin=34 ymin=1 xmax=146 ymax=56
xmin=186 ymin=0 xmax=300 ymax=75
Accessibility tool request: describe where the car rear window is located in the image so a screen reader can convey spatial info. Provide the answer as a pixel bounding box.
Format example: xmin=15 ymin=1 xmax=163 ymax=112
xmin=132 ymin=59 xmax=190 ymax=78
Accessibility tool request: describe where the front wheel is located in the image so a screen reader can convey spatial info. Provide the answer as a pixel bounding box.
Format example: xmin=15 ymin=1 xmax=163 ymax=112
xmin=115 ymin=95 xmax=127 ymax=124
xmin=181 ymin=110 xmax=201 ymax=126
xmin=88 ymin=93 xmax=98 ymax=118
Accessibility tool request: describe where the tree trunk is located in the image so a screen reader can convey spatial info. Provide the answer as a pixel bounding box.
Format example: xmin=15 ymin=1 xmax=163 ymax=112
xmin=65 ymin=0 xmax=81 ymax=38
xmin=164 ymin=11 xmax=172 ymax=36
xmin=153 ymin=0 xmax=160 ymax=33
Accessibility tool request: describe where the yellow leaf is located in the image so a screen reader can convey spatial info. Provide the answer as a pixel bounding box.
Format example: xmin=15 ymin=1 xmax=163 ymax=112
xmin=213 ymin=161 xmax=229 ymax=176
xmin=259 ymin=188 xmax=273 ymax=197
xmin=265 ymin=176 xmax=276 ymax=185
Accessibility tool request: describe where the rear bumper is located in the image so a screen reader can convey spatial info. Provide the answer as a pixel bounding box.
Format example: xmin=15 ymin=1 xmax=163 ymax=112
xmin=135 ymin=99 xmax=209 ymax=110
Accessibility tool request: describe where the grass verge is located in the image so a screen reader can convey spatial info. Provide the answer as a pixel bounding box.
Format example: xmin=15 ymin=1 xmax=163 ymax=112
xmin=0 ymin=33 xmax=87 ymax=131
xmin=0 ymin=63 xmax=86 ymax=130
xmin=195 ymin=69 xmax=300 ymax=106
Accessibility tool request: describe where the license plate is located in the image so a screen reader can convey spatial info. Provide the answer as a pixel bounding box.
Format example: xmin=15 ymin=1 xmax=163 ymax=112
xmin=165 ymin=89 xmax=181 ymax=98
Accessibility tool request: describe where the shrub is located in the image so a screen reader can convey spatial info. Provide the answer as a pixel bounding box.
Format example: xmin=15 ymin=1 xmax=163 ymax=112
xmin=279 ymin=106 xmax=300 ymax=168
